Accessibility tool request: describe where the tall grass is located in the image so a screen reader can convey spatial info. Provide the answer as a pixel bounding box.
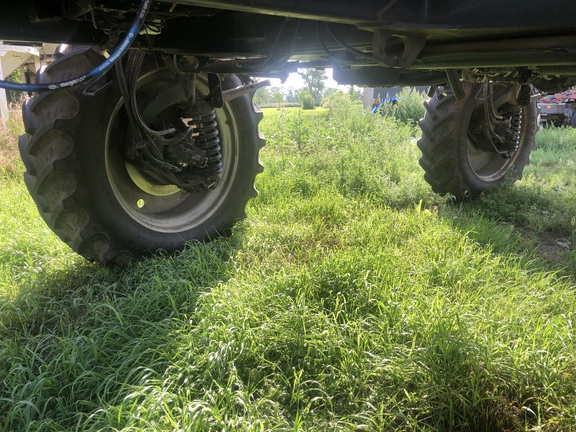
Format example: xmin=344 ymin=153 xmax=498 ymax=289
xmin=377 ymin=87 xmax=428 ymax=125
xmin=259 ymin=105 xmax=433 ymax=209
xmin=1 ymin=104 xmax=576 ymax=430
xmin=0 ymin=110 xmax=24 ymax=175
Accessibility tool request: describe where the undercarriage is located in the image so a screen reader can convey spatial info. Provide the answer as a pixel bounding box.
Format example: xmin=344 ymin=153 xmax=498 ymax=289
xmin=1 ymin=0 xmax=575 ymax=263
xmin=2 ymin=1 xmax=576 ymax=89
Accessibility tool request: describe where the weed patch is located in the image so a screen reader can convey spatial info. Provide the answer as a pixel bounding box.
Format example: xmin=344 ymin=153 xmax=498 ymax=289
xmin=0 ymin=111 xmax=24 ymax=175
xmin=1 ymin=103 xmax=576 ymax=430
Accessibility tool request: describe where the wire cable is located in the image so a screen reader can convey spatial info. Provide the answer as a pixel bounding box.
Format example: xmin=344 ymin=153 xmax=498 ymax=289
xmin=0 ymin=0 xmax=153 ymax=92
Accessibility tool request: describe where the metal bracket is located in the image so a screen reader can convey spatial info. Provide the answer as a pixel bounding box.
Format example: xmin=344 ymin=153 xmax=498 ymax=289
xmin=223 ymin=79 xmax=270 ymax=103
xmin=82 ymin=74 xmax=113 ymax=97
xmin=445 ymin=69 xmax=464 ymax=100
xmin=517 ymin=84 xmax=531 ymax=106
xmin=206 ymin=73 xmax=270 ymax=108
xmin=206 ymin=73 xmax=223 ymax=108
xmin=373 ymin=30 xmax=427 ymax=68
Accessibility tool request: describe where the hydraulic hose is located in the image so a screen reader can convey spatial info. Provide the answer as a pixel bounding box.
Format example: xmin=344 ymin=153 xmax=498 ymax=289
xmin=0 ymin=0 xmax=152 ymax=92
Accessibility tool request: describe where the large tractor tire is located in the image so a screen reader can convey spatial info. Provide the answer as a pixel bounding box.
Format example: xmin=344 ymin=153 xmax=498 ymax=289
xmin=19 ymin=47 xmax=264 ymax=265
xmin=417 ymin=82 xmax=538 ymax=199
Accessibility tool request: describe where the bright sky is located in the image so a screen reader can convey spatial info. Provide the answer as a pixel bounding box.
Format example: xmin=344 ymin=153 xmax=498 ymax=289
xmin=269 ymin=68 xmax=346 ymax=90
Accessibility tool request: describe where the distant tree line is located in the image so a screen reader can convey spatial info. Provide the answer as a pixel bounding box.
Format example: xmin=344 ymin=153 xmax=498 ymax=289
xmin=253 ymin=68 xmax=362 ymax=110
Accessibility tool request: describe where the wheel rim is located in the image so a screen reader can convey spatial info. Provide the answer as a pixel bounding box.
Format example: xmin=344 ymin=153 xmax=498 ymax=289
xmin=466 ymin=137 xmax=517 ymax=182
xmin=104 ymin=71 xmax=239 ymax=233
xmin=466 ymin=84 xmax=526 ymax=182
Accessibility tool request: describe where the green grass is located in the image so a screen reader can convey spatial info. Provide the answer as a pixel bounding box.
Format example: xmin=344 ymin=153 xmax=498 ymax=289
xmin=0 ymin=111 xmax=24 ymax=175
xmin=1 ymin=106 xmax=576 ymax=431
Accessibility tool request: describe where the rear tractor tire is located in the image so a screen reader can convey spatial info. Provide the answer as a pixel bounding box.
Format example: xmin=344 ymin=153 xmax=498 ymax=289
xmin=417 ymin=82 xmax=538 ymax=199
xmin=19 ymin=48 xmax=264 ymax=265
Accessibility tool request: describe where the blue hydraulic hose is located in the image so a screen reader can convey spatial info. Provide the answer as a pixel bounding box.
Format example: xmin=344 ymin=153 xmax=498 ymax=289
xmin=0 ymin=0 xmax=152 ymax=92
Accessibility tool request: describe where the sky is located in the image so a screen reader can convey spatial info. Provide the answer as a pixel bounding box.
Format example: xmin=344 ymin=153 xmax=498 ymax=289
xmin=269 ymin=68 xmax=347 ymax=90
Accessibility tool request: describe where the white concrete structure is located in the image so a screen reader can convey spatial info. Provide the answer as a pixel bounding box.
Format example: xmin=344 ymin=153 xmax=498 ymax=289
xmin=0 ymin=43 xmax=57 ymax=122
xmin=363 ymin=87 xmax=374 ymax=111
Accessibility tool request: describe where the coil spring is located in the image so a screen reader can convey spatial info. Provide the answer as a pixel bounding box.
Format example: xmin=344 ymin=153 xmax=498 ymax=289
xmin=509 ymin=109 xmax=522 ymax=152
xmin=193 ymin=110 xmax=222 ymax=176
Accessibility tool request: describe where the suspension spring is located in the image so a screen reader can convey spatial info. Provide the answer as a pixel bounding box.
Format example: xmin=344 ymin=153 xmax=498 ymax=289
xmin=495 ymin=108 xmax=522 ymax=157
xmin=192 ymin=110 xmax=222 ymax=177
xmin=509 ymin=110 xmax=522 ymax=152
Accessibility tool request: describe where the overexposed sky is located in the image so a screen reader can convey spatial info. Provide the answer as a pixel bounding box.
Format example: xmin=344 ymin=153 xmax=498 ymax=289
xmin=269 ymin=68 xmax=346 ymax=90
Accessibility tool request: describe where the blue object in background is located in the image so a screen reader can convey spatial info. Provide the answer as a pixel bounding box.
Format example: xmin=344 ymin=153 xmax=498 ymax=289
xmin=371 ymin=96 xmax=399 ymax=113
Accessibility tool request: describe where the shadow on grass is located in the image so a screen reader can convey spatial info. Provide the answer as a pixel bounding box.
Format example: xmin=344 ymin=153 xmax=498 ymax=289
xmin=0 ymin=233 xmax=244 ymax=338
xmin=438 ymin=183 xmax=576 ymax=275
xmin=0 ymin=230 xmax=248 ymax=429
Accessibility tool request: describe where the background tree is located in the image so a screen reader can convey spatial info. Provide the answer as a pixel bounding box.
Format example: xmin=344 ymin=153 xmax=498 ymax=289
xmin=272 ymin=89 xmax=284 ymax=109
xmin=253 ymin=86 xmax=286 ymax=107
xmin=285 ymin=88 xmax=299 ymax=104
xmin=298 ymin=90 xmax=315 ymax=110
xmin=253 ymin=87 xmax=271 ymax=106
xmin=297 ymin=68 xmax=327 ymax=106
xmin=348 ymin=85 xmax=362 ymax=101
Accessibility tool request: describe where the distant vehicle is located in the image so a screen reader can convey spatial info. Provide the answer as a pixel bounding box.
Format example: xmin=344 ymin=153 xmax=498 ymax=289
xmin=538 ymin=90 xmax=576 ymax=127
